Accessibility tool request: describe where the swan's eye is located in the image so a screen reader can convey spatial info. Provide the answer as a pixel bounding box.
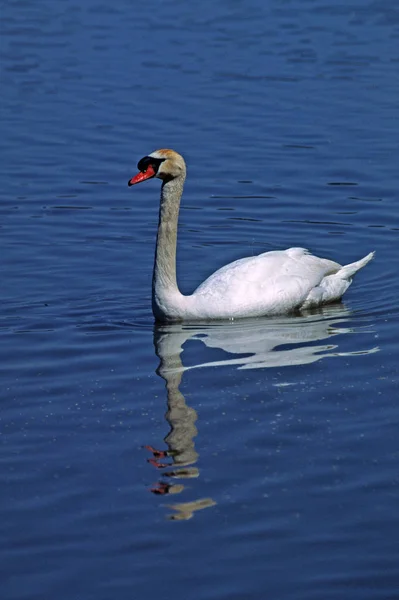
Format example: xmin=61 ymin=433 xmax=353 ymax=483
xmin=137 ymin=156 xmax=166 ymax=173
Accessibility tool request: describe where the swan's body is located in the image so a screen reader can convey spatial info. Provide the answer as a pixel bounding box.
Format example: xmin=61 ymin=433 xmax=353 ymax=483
xmin=128 ymin=149 xmax=374 ymax=322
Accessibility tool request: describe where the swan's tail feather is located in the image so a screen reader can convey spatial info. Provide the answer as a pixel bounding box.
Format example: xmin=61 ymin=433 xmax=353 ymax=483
xmin=337 ymin=251 xmax=375 ymax=280
xmin=302 ymin=251 xmax=374 ymax=309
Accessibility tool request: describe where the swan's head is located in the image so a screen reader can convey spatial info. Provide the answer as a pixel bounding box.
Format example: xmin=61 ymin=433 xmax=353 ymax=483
xmin=128 ymin=149 xmax=186 ymax=186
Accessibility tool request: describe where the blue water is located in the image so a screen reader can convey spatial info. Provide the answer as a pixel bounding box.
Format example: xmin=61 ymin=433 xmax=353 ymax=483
xmin=1 ymin=1 xmax=398 ymax=599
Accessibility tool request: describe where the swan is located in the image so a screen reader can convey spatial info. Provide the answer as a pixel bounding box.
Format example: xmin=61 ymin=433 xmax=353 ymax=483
xmin=128 ymin=149 xmax=374 ymax=322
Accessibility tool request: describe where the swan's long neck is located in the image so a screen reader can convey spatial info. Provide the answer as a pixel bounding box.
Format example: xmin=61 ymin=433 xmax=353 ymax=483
xmin=152 ymin=175 xmax=186 ymax=320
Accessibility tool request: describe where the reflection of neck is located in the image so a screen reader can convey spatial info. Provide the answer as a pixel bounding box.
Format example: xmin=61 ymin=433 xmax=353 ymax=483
xmin=164 ymin=372 xmax=198 ymax=467
xmin=152 ymin=177 xmax=185 ymax=318
xmin=155 ymin=330 xmax=198 ymax=467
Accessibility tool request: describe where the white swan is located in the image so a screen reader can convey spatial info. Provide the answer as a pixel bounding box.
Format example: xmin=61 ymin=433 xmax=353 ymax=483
xmin=128 ymin=149 xmax=374 ymax=322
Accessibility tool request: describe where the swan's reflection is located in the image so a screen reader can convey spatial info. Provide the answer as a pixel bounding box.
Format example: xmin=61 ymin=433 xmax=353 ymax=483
xmin=147 ymin=305 xmax=378 ymax=519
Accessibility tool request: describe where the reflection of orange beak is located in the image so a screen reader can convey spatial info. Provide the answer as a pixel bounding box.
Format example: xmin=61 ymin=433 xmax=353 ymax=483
xmin=128 ymin=163 xmax=156 ymax=186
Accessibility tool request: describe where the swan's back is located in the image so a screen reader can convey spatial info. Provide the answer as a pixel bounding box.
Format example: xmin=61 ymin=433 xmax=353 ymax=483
xmin=192 ymin=248 xmax=334 ymax=314
xmin=189 ymin=247 xmax=370 ymax=319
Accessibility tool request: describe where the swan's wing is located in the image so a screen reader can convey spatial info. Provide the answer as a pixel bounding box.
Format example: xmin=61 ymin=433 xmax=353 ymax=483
xmin=193 ymin=248 xmax=341 ymax=316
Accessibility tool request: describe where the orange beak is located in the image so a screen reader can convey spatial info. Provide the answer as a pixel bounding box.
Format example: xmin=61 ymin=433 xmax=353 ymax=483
xmin=128 ymin=164 xmax=156 ymax=186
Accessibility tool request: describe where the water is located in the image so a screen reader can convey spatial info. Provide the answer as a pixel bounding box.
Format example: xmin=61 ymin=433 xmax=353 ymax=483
xmin=1 ymin=1 xmax=398 ymax=598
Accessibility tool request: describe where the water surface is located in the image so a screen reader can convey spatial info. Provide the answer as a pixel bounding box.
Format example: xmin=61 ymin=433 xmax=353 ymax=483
xmin=1 ymin=1 xmax=398 ymax=599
